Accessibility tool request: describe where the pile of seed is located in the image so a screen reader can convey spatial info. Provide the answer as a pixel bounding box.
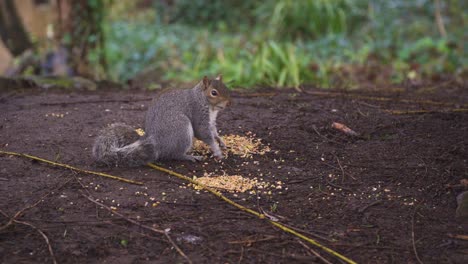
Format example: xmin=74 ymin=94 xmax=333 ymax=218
xmin=193 ymin=133 xmax=271 ymax=158
xmin=191 ymin=174 xmax=257 ymax=193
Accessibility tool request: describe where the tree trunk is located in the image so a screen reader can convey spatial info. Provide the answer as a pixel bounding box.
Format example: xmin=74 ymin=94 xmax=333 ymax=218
xmin=0 ymin=0 xmax=33 ymax=56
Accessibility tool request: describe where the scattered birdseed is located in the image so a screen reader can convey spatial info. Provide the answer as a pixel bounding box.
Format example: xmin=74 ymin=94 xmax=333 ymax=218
xmin=135 ymin=128 xmax=145 ymax=136
xmin=189 ymin=173 xmax=284 ymax=194
xmin=192 ymin=133 xmax=271 ymax=158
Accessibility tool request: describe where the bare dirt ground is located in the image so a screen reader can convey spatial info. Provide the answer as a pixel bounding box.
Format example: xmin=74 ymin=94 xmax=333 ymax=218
xmin=1 ymin=80 xmax=467 ymax=263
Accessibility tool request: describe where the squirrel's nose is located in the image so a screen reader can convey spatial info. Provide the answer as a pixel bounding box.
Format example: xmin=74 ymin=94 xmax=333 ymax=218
xmin=226 ymin=100 xmax=232 ymax=107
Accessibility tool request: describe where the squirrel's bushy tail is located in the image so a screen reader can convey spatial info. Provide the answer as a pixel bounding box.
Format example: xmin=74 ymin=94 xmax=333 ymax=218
xmin=92 ymin=123 xmax=154 ymax=167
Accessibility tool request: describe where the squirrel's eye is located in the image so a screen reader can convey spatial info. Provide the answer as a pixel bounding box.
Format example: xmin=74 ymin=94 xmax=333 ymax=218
xmin=211 ymin=90 xmax=218 ymax=96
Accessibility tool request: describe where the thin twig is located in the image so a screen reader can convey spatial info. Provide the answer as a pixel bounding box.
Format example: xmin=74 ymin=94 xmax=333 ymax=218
xmin=384 ymin=108 xmax=468 ymax=115
xmin=0 ymin=150 xmax=143 ymax=185
xmin=325 ymin=179 xmax=353 ymax=192
xmin=265 ymin=222 xmax=334 ymax=243
xmin=412 ymin=204 xmax=424 ymax=264
xmin=0 ymin=177 xmax=73 ymax=231
xmin=147 ymin=163 xmax=357 ymax=264
xmin=228 ymin=235 xmax=277 ymax=245
xmin=81 ymin=192 xmax=192 ymax=264
xmin=311 ymin=125 xmax=344 ymax=146
xmin=298 ymin=239 xmax=333 ymax=264
xmin=14 ymin=220 xmax=58 ymax=264
xmin=335 ymin=155 xmax=346 ymax=183
xmin=358 ymin=200 xmax=382 ymax=213
xmin=305 ymin=90 xmax=468 ymax=108
xmin=39 ymin=97 xmax=152 ymax=106
xmin=237 ymin=246 xmax=244 ymax=264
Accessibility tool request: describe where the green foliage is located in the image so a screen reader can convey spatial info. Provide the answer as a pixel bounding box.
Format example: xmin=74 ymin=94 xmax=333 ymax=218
xmin=101 ymin=0 xmax=467 ymax=88
xmin=62 ymin=0 xmax=107 ymax=78
xmin=219 ymin=41 xmax=312 ymax=88
xmin=259 ymin=0 xmax=356 ymax=39
xmin=155 ymin=0 xmax=260 ymax=30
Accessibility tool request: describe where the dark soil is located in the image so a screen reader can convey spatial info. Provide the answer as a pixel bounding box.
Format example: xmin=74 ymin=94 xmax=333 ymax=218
xmin=1 ymin=82 xmax=467 ymax=264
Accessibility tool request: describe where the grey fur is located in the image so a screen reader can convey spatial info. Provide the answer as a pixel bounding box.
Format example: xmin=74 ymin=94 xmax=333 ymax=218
xmin=92 ymin=123 xmax=153 ymax=167
xmin=92 ymin=76 xmax=231 ymax=167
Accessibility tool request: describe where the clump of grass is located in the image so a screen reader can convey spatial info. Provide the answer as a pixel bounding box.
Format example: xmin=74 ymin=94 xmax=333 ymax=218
xmin=101 ymin=0 xmax=467 ymax=89
xmin=261 ymin=0 xmax=354 ymax=39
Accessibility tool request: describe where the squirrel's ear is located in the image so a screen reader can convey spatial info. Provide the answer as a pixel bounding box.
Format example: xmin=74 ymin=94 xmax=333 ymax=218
xmin=215 ymin=74 xmax=223 ymax=81
xmin=202 ymin=76 xmax=210 ymax=89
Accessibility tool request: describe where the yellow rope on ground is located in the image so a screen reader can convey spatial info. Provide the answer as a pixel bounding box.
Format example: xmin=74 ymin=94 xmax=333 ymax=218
xmin=147 ymin=162 xmax=357 ymax=264
xmin=0 ymin=150 xmax=143 ymax=185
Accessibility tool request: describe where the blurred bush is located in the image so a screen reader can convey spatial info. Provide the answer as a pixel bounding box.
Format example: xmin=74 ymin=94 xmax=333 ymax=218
xmin=101 ymin=0 xmax=467 ymax=88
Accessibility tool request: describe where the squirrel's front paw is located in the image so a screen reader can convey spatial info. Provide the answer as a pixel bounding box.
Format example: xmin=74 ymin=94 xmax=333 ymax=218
xmin=216 ymin=137 xmax=227 ymax=150
xmin=219 ymin=141 xmax=227 ymax=151
xmin=213 ymin=151 xmax=224 ymax=160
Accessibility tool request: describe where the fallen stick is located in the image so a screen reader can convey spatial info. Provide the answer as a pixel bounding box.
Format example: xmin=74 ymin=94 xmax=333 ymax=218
xmin=0 ymin=178 xmax=72 ymax=264
xmin=411 ymin=204 xmax=424 ymax=264
xmin=147 ymin=162 xmax=357 ymax=264
xmin=298 ymin=239 xmax=333 ymax=264
xmin=1 ymin=150 xmax=356 ymax=264
xmin=0 ymin=177 xmax=73 ymax=232
xmin=0 ymin=210 xmax=57 ymax=264
xmin=15 ymin=219 xmax=57 ymax=264
xmin=305 ymin=91 xmax=468 ymax=108
xmin=0 ymin=150 xmax=143 ymax=185
xmin=384 ymin=108 xmax=468 ymax=115
xmin=39 ymin=97 xmax=152 ymax=106
xmin=81 ymin=193 xmax=192 ymax=264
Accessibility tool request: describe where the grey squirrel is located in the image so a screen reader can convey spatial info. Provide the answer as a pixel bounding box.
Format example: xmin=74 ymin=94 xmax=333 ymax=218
xmin=92 ymin=75 xmax=231 ymax=167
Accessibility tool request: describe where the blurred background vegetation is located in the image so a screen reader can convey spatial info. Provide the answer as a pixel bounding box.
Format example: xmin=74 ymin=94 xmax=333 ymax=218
xmin=1 ymin=0 xmax=467 ymax=89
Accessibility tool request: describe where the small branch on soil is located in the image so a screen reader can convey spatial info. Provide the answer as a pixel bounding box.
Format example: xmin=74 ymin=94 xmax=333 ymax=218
xmin=311 ymin=125 xmax=344 ymax=146
xmin=332 ymin=243 xmax=405 ymax=251
xmin=277 ymin=223 xmax=334 ymax=243
xmin=412 ymin=204 xmax=424 ymax=264
xmin=297 ymin=239 xmax=333 ymax=264
xmin=228 ymin=235 xmax=277 ymax=245
xmin=81 ymin=192 xmax=192 ymax=264
xmin=334 ymin=155 xmax=346 ymax=183
xmin=0 ymin=177 xmax=8 ymax=181
xmin=0 ymin=209 xmax=57 ymax=264
xmin=0 ymin=176 xmax=71 ymax=264
xmin=39 ymin=98 xmax=152 ymax=106
xmin=358 ymin=200 xmax=382 ymax=213
xmin=305 ymin=91 xmax=468 ymax=108
xmin=0 ymin=177 xmax=73 ymax=231
xmin=325 ymin=179 xmax=353 ymax=192
xmin=14 ymin=219 xmax=58 ymax=264
xmin=356 ymin=101 xmax=381 ymax=109
xmin=237 ymin=246 xmax=244 ymax=264
xmin=384 ymin=108 xmax=468 ymax=115
xmin=147 ymin=162 xmax=357 ymax=264
xmin=0 ymin=150 xmax=143 ymax=185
